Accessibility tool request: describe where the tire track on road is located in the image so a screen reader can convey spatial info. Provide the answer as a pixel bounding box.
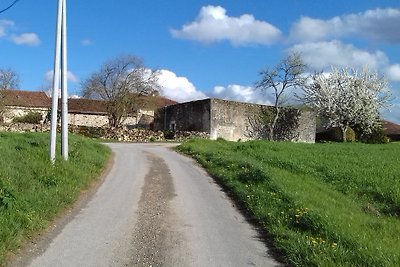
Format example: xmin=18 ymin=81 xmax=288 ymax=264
xmin=129 ymin=152 xmax=182 ymax=266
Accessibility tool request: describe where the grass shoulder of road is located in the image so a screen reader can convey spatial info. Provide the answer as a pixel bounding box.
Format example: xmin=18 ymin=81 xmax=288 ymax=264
xmin=0 ymin=132 xmax=111 ymax=266
xmin=177 ymin=138 xmax=400 ymax=266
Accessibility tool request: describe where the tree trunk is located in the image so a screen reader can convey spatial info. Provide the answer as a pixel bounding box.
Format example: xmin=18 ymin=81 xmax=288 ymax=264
xmin=340 ymin=125 xmax=348 ymax=142
xmin=269 ymin=107 xmax=280 ymax=141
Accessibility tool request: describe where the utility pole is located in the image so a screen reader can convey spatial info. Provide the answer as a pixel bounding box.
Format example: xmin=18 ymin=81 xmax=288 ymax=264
xmin=61 ymin=0 xmax=68 ymax=160
xmin=50 ymin=0 xmax=68 ymax=163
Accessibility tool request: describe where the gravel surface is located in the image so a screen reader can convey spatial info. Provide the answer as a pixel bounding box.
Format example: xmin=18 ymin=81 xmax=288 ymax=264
xmin=8 ymin=143 xmax=281 ymax=267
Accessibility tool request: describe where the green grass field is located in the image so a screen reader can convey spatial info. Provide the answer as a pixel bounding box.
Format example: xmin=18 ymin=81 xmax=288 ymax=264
xmin=0 ymin=132 xmax=110 ymax=265
xmin=177 ymin=139 xmax=400 ymax=266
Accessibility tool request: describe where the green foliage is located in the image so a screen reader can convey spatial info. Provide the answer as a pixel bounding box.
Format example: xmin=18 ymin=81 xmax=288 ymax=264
xmin=318 ymin=127 xmax=356 ymax=142
xmin=345 ymin=127 xmax=356 ymax=142
xmin=12 ymin=112 xmax=43 ymax=124
xmin=75 ymin=126 xmax=105 ymax=139
xmin=357 ymin=126 xmax=389 ymax=144
xmin=0 ymin=132 xmax=110 ymax=265
xmin=177 ymin=139 xmax=400 ymax=266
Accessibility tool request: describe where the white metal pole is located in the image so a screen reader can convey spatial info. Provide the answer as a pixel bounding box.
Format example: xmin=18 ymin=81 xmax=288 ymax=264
xmin=50 ymin=0 xmax=63 ymax=163
xmin=61 ymin=0 xmax=68 ymax=160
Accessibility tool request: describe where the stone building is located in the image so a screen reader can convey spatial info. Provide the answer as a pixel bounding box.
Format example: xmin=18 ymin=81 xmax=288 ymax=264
xmin=154 ymin=98 xmax=316 ymax=143
xmin=1 ymin=90 xmax=50 ymax=123
xmin=1 ymin=89 xmax=175 ymax=128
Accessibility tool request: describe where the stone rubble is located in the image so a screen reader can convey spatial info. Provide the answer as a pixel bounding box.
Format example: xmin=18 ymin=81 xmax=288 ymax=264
xmin=0 ymin=123 xmax=209 ymax=142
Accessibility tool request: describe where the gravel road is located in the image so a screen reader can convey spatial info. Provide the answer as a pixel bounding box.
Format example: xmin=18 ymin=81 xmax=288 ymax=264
xmin=9 ymin=143 xmax=281 ymax=267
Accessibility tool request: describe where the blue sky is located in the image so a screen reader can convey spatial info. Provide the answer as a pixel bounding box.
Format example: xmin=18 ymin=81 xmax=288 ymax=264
xmin=1 ymin=0 xmax=400 ymax=123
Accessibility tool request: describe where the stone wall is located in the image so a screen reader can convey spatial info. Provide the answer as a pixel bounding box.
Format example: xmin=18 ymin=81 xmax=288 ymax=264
xmin=154 ymin=99 xmax=211 ymax=132
xmin=154 ymin=98 xmax=316 ymax=143
xmin=3 ymin=106 xmax=48 ymax=123
xmin=295 ymin=110 xmax=317 ymax=143
xmin=68 ymin=112 xmax=154 ymax=128
xmin=69 ymin=113 xmax=109 ymax=127
xmin=210 ymin=99 xmax=261 ymax=141
xmin=211 ymin=99 xmax=316 ymax=142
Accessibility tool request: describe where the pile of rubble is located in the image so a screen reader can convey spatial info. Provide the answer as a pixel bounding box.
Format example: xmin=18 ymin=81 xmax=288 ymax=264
xmin=99 ymin=127 xmax=209 ymax=142
xmin=0 ymin=123 xmax=48 ymax=133
xmin=0 ymin=123 xmax=209 ymax=142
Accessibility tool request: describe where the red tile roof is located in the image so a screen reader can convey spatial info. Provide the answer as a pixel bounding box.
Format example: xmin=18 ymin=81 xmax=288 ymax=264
xmin=2 ymin=90 xmax=51 ymax=108
xmin=382 ymin=120 xmax=400 ymax=135
xmin=136 ymin=95 xmax=178 ymax=110
xmin=67 ymin=98 xmax=108 ymax=114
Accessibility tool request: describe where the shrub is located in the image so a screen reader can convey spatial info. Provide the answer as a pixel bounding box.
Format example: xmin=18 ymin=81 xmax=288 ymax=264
xmin=12 ymin=112 xmax=43 ymax=124
xmin=358 ymin=127 xmax=388 ymax=144
xmin=76 ymin=126 xmax=105 ymax=139
xmin=163 ymin=129 xmax=175 ymax=139
xmin=317 ymin=127 xmax=356 ymax=142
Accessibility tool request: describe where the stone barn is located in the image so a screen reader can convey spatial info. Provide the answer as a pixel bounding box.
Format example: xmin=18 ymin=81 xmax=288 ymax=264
xmin=154 ymin=98 xmax=316 ymax=143
xmin=1 ymin=89 xmax=176 ymax=128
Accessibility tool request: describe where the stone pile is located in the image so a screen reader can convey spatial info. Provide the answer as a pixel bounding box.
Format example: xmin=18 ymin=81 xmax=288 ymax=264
xmin=100 ymin=127 xmax=209 ymax=142
xmin=0 ymin=123 xmax=48 ymax=133
xmin=0 ymin=123 xmax=209 ymax=142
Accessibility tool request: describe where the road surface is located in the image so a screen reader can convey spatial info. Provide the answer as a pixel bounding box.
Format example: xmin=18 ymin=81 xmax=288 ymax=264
xmin=10 ymin=143 xmax=281 ymax=267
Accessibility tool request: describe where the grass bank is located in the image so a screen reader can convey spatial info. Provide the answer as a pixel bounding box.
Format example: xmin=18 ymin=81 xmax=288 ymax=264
xmin=0 ymin=132 xmax=110 ymax=265
xmin=177 ymin=139 xmax=400 ymax=266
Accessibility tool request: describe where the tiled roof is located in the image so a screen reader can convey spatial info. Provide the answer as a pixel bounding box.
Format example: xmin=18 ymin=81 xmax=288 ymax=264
xmin=382 ymin=120 xmax=400 ymax=135
xmin=1 ymin=90 xmax=51 ymax=108
xmin=67 ymin=98 xmax=108 ymax=114
xmin=136 ymin=95 xmax=178 ymax=110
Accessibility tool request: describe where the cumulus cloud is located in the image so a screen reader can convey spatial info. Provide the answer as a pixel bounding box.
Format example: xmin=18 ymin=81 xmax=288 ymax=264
xmin=290 ymin=40 xmax=388 ymax=70
xmin=289 ymin=8 xmax=400 ymax=43
xmin=157 ymin=69 xmax=207 ymax=102
xmin=210 ymin=84 xmax=273 ymax=105
xmin=171 ymin=5 xmax=282 ymax=46
xmin=0 ymin=20 xmax=14 ymax=37
xmin=45 ymin=70 xmax=79 ymax=83
xmin=385 ymin=64 xmax=400 ymax=82
xmin=10 ymin=33 xmax=41 ymax=46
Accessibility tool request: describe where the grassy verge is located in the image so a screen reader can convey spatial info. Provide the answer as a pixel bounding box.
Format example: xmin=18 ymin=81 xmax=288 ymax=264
xmin=0 ymin=132 xmax=110 ymax=265
xmin=177 ymin=139 xmax=400 ymax=266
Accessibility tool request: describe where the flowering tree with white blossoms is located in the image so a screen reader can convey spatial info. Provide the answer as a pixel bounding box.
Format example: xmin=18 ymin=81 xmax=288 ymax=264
xmin=301 ymin=66 xmax=391 ymax=142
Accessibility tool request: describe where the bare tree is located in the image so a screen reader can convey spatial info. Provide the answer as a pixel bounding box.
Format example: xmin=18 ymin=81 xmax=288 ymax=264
xmin=82 ymin=55 xmax=160 ymax=127
xmin=256 ymin=52 xmax=307 ymax=140
xmin=0 ymin=67 xmax=20 ymax=90
xmin=301 ymin=66 xmax=391 ymax=142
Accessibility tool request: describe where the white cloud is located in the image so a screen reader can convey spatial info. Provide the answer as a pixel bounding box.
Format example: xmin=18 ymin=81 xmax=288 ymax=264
xmin=289 ymin=8 xmax=400 ymax=43
xmin=157 ymin=69 xmax=207 ymax=102
xmin=382 ymin=103 xmax=400 ymax=125
xmin=171 ymin=5 xmax=282 ymax=46
xmin=385 ymin=64 xmax=400 ymax=82
xmin=210 ymin=84 xmax=273 ymax=105
xmin=10 ymin=33 xmax=41 ymax=46
xmin=81 ymin=39 xmax=92 ymax=46
xmin=45 ymin=70 xmax=79 ymax=83
xmin=0 ymin=20 xmax=14 ymax=37
xmin=289 ymin=16 xmax=343 ymax=43
xmin=290 ymin=40 xmax=388 ymax=70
